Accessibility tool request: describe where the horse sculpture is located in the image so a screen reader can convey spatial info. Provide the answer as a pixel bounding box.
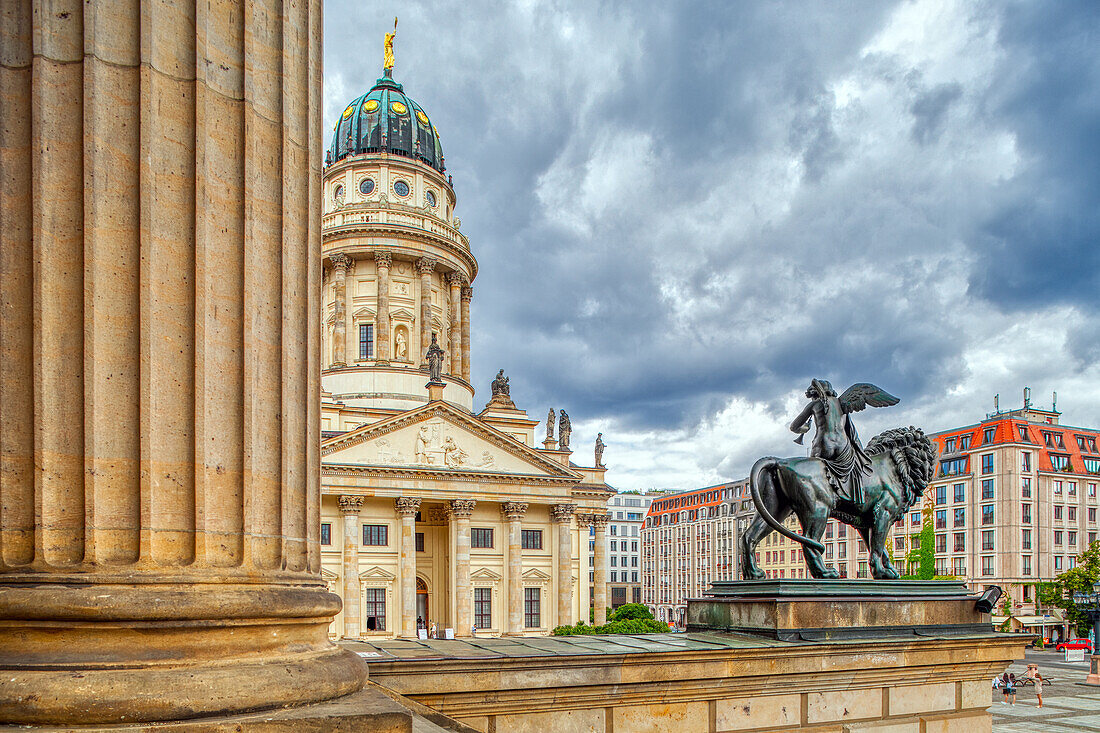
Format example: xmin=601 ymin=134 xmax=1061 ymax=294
xmin=740 ymin=426 xmax=938 ymax=580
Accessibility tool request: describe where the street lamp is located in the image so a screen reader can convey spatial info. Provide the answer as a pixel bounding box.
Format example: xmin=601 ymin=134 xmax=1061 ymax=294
xmin=1073 ymin=582 xmax=1100 ymax=686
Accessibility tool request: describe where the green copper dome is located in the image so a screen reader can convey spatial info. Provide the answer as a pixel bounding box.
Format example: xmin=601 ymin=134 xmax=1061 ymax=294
xmin=327 ymin=69 xmax=444 ymax=173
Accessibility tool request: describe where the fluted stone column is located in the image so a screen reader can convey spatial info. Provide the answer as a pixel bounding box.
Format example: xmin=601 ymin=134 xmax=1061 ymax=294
xmin=460 ymin=285 xmax=473 ymax=383
xmin=552 ymin=504 xmax=577 ymax=626
xmin=339 ymin=495 xmax=365 ymax=638
xmin=416 ymin=257 xmax=435 ymax=364
xmin=501 ymin=502 xmax=528 ymax=635
xmin=448 ymin=273 xmax=464 ymax=378
xmin=448 ymin=499 xmax=476 ymax=636
xmin=0 ymin=1 xmax=366 ymax=725
xmin=593 ymin=513 xmax=610 ymax=625
xmin=330 ymin=254 xmax=352 ymax=366
xmin=343 ymin=257 xmax=356 ymax=361
xmin=395 ymin=497 xmax=421 ymax=638
xmin=375 ymin=251 xmax=392 ymax=362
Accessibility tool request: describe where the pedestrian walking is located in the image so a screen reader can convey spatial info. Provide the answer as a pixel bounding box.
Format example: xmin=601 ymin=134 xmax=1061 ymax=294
xmin=1034 ymin=673 xmax=1043 ymax=708
xmin=1005 ymin=673 xmax=1017 ymax=705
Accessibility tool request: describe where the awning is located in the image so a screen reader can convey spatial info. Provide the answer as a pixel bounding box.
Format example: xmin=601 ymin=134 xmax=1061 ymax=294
xmin=1013 ymin=615 xmax=1064 ymax=626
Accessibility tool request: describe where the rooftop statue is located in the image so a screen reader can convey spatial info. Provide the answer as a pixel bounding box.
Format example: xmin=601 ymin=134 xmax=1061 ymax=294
xmin=491 ymin=369 xmax=510 ymax=398
xmin=546 ymin=408 xmax=556 ymax=440
xmin=558 ymin=410 xmax=571 ymax=451
xmin=425 ymin=334 xmax=444 ymax=384
xmin=740 ymin=380 xmax=937 ymax=580
xmin=384 ymin=17 xmax=397 ymax=70
xmin=595 ymin=432 xmax=605 ymax=467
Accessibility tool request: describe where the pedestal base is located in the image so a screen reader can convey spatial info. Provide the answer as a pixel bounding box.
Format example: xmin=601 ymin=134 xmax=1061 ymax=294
xmin=688 ymin=579 xmax=991 ymax=641
xmin=1086 ymin=654 xmax=1100 ymax=685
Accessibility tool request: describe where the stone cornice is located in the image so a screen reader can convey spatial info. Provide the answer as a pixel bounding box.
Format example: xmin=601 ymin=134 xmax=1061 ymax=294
xmin=322 ymin=227 xmax=477 ymax=280
xmin=321 ymin=463 xmax=576 ymax=486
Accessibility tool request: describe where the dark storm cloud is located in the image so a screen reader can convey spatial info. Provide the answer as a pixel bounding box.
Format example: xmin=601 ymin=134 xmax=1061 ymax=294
xmin=324 ymin=1 xmax=1100 ymax=485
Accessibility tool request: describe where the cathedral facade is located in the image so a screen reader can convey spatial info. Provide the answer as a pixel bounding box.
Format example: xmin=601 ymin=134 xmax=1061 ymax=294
xmin=319 ymin=64 xmax=613 ymax=640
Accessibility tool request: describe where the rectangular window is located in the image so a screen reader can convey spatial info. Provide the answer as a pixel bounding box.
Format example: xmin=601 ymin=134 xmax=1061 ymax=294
xmin=1086 ymin=460 xmax=1100 ymax=474
xmin=1091 ymin=483 xmax=1098 ymax=497
xmin=837 ymin=524 xmax=847 ymax=538
xmin=936 ymin=486 xmax=946 ymax=505
xmin=521 ymin=529 xmax=543 ymax=550
xmin=473 ymin=588 xmax=491 ymax=629
xmin=1055 ymin=480 xmax=1063 ymax=495
xmin=358 ymin=323 xmax=374 ymax=359
xmin=953 ymin=558 xmax=966 ymax=576
xmin=982 ymin=530 xmax=994 ymax=551
xmin=935 ymin=559 xmax=947 ymax=576
xmin=954 ymin=484 xmax=966 ymax=503
xmin=415 ymin=532 xmax=424 ymax=552
xmin=1070 ymin=482 xmax=1078 ymax=496
xmin=960 ymin=435 xmax=972 ymax=450
xmin=984 ymin=427 xmax=996 ymax=445
xmin=610 ymin=571 xmax=617 ymax=582
xmin=1021 ymin=452 xmax=1031 ymax=472
xmin=1022 ymin=555 xmax=1032 ymax=576
xmin=1090 ymin=508 xmax=1097 ymax=523
xmin=320 ymin=523 xmax=331 ymax=546
xmin=1022 ymin=504 xmax=1032 ymax=523
xmin=1054 ymin=505 xmax=1063 ymax=520
xmin=1054 ymin=530 xmax=1063 ymax=545
xmin=524 ymin=587 xmax=540 ymax=628
xmin=1022 ymin=477 xmax=1032 ymax=498
xmin=1022 ymin=529 xmax=1032 ymax=550
xmin=364 ymin=588 xmax=386 ymax=631
xmin=1018 ymin=426 xmax=1030 ymax=442
xmin=940 ymin=458 xmax=968 ymax=476
xmin=944 ymin=438 xmax=956 ymax=453
xmin=1069 ymin=506 xmax=1077 ymax=521
xmin=1069 ymin=531 xmax=1077 ymax=546
xmin=471 ymin=528 xmax=493 ymax=549
xmin=610 ymin=556 xmax=617 ymax=567
xmin=953 ymin=508 xmax=965 ymax=527
xmin=982 ymin=505 xmax=994 ymax=526
xmin=894 ymin=536 xmax=905 ymax=552
xmin=981 ymin=480 xmax=994 ymax=500
xmin=981 ymin=454 xmax=994 ymax=474
xmin=1051 ymin=454 xmax=1071 ymax=471
xmin=981 ymin=556 xmax=994 ymax=576
xmin=953 ymin=532 xmax=965 ymax=553
xmin=362 ymin=524 xmax=388 ymax=546
xmin=935 ymin=533 xmax=947 ymax=553
xmin=935 ymin=510 xmax=946 ymax=529
xmin=1055 ymin=556 xmax=1063 ymax=570
xmin=911 ymin=512 xmax=921 ymax=525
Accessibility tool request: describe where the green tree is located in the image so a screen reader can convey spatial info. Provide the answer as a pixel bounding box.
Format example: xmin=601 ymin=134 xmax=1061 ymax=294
xmin=608 ymin=603 xmax=653 ymax=622
xmin=903 ymin=500 xmax=936 ymax=580
xmin=1039 ymin=540 xmax=1100 ymax=634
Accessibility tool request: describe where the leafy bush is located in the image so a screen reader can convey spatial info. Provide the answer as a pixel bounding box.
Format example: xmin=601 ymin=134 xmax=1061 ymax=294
xmin=551 ymin=617 xmax=670 ymax=636
xmin=608 ymin=603 xmax=654 ymax=622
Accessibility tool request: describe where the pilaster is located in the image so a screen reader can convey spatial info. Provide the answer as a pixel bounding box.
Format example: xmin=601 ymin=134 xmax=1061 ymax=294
xmin=501 ymin=502 xmax=529 ymax=634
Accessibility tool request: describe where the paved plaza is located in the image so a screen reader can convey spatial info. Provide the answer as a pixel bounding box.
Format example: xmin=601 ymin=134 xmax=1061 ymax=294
xmin=991 ymin=649 xmax=1100 ymax=732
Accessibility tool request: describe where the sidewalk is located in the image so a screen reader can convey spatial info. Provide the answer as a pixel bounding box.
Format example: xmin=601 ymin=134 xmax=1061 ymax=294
xmin=991 ymin=655 xmax=1100 ymax=732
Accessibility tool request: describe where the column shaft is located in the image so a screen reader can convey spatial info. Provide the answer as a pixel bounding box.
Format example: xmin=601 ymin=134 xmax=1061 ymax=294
xmin=448 ymin=274 xmax=463 ymax=378
xmin=417 ymin=258 xmax=435 ymax=364
xmin=0 ymin=1 xmax=366 ymax=724
xmin=330 ymin=255 xmax=350 ymax=366
xmin=594 ymin=515 xmax=609 ymax=625
xmin=552 ymin=504 xmax=576 ymax=626
xmin=502 ymin=502 xmax=527 ymax=634
xmin=339 ymin=496 xmax=363 ymax=638
xmin=449 ymin=500 xmax=476 ymax=636
xmin=343 ymin=258 xmax=355 ymax=361
xmin=460 ymin=286 xmax=472 ymax=383
xmin=396 ymin=497 xmax=421 ymax=638
xmin=375 ymin=251 xmax=392 ymax=362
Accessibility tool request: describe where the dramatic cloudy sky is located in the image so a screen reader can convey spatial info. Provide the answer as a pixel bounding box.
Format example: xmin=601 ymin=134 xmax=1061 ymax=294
xmin=323 ymin=1 xmax=1100 ymax=491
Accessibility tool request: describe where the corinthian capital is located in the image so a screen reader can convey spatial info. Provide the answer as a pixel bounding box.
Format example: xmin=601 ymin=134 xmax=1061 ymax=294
xmin=591 ymin=513 xmax=610 ymax=529
xmin=374 ymin=250 xmax=393 ymax=269
xmin=446 ymin=498 xmax=477 ymax=518
xmin=500 ymin=502 xmax=528 ymax=521
xmin=338 ymin=495 xmax=365 ymax=514
xmin=416 ymin=257 xmax=436 ymax=275
xmin=447 ymin=271 xmax=467 ymax=287
xmin=395 ymin=497 xmax=421 ymax=517
xmin=330 ymin=253 xmax=353 ymax=273
xmin=460 ymin=285 xmax=473 ymax=302
xmin=550 ymin=503 xmax=576 ymax=523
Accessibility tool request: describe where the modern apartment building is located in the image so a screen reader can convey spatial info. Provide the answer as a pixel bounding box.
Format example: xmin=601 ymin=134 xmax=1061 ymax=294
xmin=588 ymin=492 xmax=662 ymax=612
xmin=922 ymin=394 xmax=1099 ymax=641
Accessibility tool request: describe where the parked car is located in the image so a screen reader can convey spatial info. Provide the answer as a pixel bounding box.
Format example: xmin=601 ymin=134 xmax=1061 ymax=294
xmin=1055 ymin=638 xmax=1094 ymax=653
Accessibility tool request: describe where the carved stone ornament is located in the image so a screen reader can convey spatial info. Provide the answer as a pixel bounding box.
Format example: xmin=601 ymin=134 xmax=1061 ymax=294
xmin=491 ymin=369 xmax=510 ymax=398
xmin=595 ymin=432 xmax=606 ymax=467
xmin=394 ymin=497 xmax=421 ymax=517
xmin=331 ymin=253 xmax=353 ymax=273
xmin=416 ymin=257 xmax=436 ymax=275
xmin=550 ymin=503 xmax=576 ymax=523
xmin=460 ymin=285 xmax=473 ymax=302
xmin=573 ymin=512 xmax=594 ymax=528
xmin=558 ymin=410 xmax=572 ymax=451
xmin=338 ymin=495 xmax=365 ymax=514
xmin=446 ymin=499 xmax=477 ymax=519
xmin=447 ymin=271 xmax=467 ymax=287
xmin=426 ymin=506 xmax=447 ymax=523
xmin=374 ymin=250 xmax=393 ymax=269
xmin=591 ymin=513 xmax=610 ymax=529
xmin=425 ymin=334 xmax=445 ymax=384
xmin=546 ymin=408 xmax=556 ymax=440
xmin=500 ymin=502 xmax=528 ymax=521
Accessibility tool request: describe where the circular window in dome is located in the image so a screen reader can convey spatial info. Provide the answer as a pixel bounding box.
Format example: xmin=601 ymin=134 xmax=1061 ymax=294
xmin=333 ymin=184 xmax=344 ymax=203
xmin=416 ymin=110 xmax=429 ymax=126
xmin=425 ymin=189 xmax=437 ymax=207
xmin=359 ymin=178 xmax=375 ymax=196
xmin=341 ymin=104 xmax=354 ymax=119
xmin=393 ymin=180 xmax=410 ymax=198
xmin=390 ymin=101 xmax=408 ymax=115
xmin=363 ymin=99 xmax=379 ymax=113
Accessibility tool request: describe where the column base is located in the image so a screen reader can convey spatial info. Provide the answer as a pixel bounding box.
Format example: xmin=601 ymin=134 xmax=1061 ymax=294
xmin=1086 ymin=655 xmax=1100 ymax=685
xmin=0 ymin=580 xmax=368 ymax=726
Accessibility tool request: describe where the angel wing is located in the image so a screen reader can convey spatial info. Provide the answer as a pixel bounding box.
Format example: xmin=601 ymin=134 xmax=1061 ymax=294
xmin=838 ymin=383 xmax=899 ymax=413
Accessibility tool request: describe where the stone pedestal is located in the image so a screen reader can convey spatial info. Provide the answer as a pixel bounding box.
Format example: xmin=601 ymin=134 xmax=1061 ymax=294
xmin=1087 ymin=654 xmax=1100 ymax=686
xmin=0 ymin=0 xmax=366 ymax=725
xmin=688 ymin=579 xmax=992 ymax=640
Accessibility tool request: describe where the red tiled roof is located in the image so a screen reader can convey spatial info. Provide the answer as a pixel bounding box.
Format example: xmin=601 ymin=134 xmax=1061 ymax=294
xmin=931 ymin=418 xmax=1100 ymax=476
xmin=645 ymin=481 xmax=747 ymax=519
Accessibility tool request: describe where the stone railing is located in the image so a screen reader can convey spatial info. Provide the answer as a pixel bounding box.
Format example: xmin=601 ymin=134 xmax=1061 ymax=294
xmin=322 ymin=207 xmax=468 ymax=249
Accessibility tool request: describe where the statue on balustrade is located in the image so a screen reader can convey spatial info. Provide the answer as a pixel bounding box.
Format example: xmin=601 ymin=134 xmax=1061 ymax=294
xmin=425 ymin=334 xmax=444 ymax=383
xmin=740 ymin=380 xmax=937 ymax=581
xmin=595 ymin=432 xmax=605 ymax=467
xmin=546 ymin=408 xmax=556 ymax=440
xmin=558 ymin=410 xmax=571 ymax=451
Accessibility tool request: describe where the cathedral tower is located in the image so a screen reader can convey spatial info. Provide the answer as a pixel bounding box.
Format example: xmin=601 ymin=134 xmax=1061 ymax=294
xmin=322 ymin=65 xmax=476 ymax=412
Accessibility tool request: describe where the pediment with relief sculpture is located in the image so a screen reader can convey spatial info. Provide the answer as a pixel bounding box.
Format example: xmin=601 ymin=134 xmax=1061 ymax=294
xmin=322 ymin=401 xmax=580 ymax=481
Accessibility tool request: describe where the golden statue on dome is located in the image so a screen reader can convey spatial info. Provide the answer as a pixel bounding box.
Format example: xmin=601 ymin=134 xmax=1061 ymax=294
xmin=384 ymin=17 xmax=397 ymax=70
